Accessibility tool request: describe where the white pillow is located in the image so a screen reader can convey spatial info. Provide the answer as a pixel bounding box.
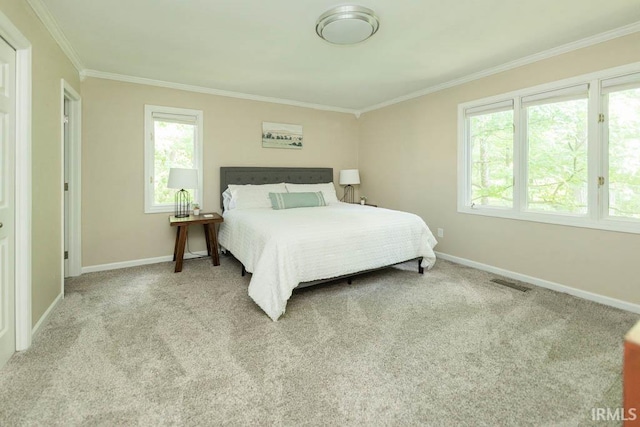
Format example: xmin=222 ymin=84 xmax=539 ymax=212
xmin=228 ymin=183 xmax=287 ymax=209
xmin=222 ymin=188 xmax=233 ymax=211
xmin=285 ymin=182 xmax=340 ymax=205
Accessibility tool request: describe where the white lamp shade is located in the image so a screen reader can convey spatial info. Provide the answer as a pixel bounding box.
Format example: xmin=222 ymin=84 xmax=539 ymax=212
xmin=339 ymin=169 xmax=360 ymax=185
xmin=168 ymin=168 xmax=198 ymax=189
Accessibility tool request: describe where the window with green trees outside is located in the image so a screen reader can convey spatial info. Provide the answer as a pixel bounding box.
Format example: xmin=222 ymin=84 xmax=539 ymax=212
xmin=144 ymin=105 xmax=203 ymax=214
xmin=459 ymin=66 xmax=640 ymax=234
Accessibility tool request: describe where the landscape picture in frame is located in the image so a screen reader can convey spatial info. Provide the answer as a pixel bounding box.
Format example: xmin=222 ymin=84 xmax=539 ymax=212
xmin=262 ymin=122 xmax=303 ymax=149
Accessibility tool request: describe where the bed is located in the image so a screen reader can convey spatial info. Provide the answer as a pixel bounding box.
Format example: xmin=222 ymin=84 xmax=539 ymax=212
xmin=218 ymin=167 xmax=438 ymax=320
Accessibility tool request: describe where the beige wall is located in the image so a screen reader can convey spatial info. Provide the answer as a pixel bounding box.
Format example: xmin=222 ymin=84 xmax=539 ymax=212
xmin=359 ymin=33 xmax=640 ymax=304
xmin=0 ymin=0 xmax=81 ymax=325
xmin=81 ymin=78 xmax=359 ymax=266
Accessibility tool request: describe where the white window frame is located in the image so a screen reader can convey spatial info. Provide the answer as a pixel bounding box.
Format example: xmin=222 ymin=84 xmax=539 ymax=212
xmin=521 ymin=83 xmax=590 ymax=217
xmin=463 ymin=99 xmax=515 ymax=211
xmin=144 ymin=105 xmax=204 ymax=214
xmin=600 ymin=73 xmax=640 ymax=229
xmin=458 ymin=61 xmax=640 ymax=235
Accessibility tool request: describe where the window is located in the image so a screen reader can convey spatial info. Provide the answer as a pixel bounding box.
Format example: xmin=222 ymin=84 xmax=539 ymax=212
xmin=458 ymin=65 xmax=640 ymax=234
xmin=603 ymin=75 xmax=640 ymax=220
xmin=466 ymin=101 xmax=514 ymax=208
xmin=144 ymin=105 xmax=203 ymax=214
xmin=523 ymin=85 xmax=589 ymax=214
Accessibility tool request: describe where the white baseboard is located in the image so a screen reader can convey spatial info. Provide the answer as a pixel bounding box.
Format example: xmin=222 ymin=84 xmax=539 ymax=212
xmin=32 ymin=292 xmax=63 ymax=337
xmin=81 ymin=251 xmax=209 ymax=274
xmin=435 ymin=251 xmax=640 ymax=314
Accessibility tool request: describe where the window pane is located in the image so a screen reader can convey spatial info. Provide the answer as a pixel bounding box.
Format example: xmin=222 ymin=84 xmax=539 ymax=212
xmin=527 ymin=98 xmax=588 ymax=214
xmin=608 ymin=87 xmax=640 ymax=219
xmin=154 ymin=120 xmax=196 ymax=205
xmin=469 ymin=110 xmax=514 ymax=207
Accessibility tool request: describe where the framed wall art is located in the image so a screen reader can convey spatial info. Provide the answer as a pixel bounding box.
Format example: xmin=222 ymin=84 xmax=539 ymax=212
xmin=262 ymin=122 xmax=303 ymax=149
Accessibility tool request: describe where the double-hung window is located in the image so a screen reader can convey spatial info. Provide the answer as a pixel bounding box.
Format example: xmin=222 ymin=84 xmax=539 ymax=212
xmin=459 ymin=65 xmax=640 ymax=233
xmin=144 ymin=105 xmax=203 ymax=214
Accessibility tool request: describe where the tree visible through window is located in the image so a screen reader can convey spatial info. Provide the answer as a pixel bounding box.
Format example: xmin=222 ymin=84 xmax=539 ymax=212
xmin=153 ymin=120 xmax=196 ymax=205
xmin=526 ymin=98 xmax=588 ymax=214
xmin=459 ymin=67 xmax=640 ymax=233
xmin=608 ymin=87 xmax=640 ymax=219
xmin=469 ymin=110 xmax=513 ymax=207
xmin=144 ymin=105 xmax=203 ymax=214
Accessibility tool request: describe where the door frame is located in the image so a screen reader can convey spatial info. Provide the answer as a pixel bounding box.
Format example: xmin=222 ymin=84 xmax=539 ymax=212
xmin=61 ymin=80 xmax=81 ymax=282
xmin=0 ymin=11 xmax=33 ymax=351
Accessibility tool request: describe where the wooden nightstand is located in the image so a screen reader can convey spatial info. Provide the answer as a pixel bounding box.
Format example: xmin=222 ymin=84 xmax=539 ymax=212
xmin=169 ymin=213 xmax=224 ymax=272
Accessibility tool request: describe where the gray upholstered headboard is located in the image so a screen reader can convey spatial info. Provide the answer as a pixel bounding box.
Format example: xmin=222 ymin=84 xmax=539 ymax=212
xmin=220 ymin=167 xmax=333 ymax=208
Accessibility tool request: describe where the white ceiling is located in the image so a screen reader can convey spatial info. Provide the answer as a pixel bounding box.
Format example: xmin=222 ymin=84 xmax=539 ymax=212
xmin=39 ymin=0 xmax=640 ymax=111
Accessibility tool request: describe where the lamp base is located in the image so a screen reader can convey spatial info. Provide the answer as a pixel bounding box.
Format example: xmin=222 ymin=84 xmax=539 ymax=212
xmin=175 ymin=189 xmax=191 ymax=218
xmin=343 ymin=185 xmax=355 ymax=204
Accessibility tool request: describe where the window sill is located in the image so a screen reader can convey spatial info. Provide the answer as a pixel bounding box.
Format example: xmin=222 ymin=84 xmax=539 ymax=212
xmin=145 ymin=208 xmax=174 ymax=214
xmin=458 ymin=206 xmax=640 ymax=235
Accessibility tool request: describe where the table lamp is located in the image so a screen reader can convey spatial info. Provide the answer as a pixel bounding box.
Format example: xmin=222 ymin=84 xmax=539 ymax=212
xmin=339 ymin=169 xmax=360 ymax=203
xmin=168 ymin=168 xmax=198 ymax=218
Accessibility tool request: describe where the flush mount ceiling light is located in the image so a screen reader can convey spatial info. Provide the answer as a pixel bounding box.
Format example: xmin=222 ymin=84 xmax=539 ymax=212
xmin=316 ymin=5 xmax=380 ymax=45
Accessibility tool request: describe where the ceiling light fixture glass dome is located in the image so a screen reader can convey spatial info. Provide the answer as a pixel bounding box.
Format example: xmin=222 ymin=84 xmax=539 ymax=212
xmin=316 ymin=5 xmax=380 ymax=45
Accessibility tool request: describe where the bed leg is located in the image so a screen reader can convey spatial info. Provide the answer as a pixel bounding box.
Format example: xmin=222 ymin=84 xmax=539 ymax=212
xmin=241 ymin=265 xmax=246 ymax=277
xmin=418 ymin=258 xmax=424 ymax=275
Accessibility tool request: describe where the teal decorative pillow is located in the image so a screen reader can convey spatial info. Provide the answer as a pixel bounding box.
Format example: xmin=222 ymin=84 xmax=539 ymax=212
xmin=269 ymin=192 xmax=326 ymax=210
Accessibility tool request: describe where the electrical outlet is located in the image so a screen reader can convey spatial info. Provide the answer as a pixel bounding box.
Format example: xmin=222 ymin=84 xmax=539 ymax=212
xmin=437 ymin=228 xmax=444 ymax=238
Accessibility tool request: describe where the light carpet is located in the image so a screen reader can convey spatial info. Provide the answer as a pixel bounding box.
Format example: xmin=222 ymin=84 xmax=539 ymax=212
xmin=0 ymin=257 xmax=637 ymax=426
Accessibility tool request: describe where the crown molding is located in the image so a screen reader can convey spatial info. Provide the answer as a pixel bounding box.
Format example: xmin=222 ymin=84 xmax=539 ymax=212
xmin=26 ymin=0 xmax=84 ymax=72
xmin=81 ymin=69 xmax=359 ymax=115
xmin=360 ymin=20 xmax=640 ymax=113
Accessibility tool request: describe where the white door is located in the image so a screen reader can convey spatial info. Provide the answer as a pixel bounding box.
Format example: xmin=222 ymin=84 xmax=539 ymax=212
xmin=0 ymin=36 xmax=16 ymax=369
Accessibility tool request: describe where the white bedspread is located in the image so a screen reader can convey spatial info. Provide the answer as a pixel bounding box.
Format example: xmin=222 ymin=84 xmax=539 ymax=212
xmin=218 ymin=203 xmax=438 ymax=320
